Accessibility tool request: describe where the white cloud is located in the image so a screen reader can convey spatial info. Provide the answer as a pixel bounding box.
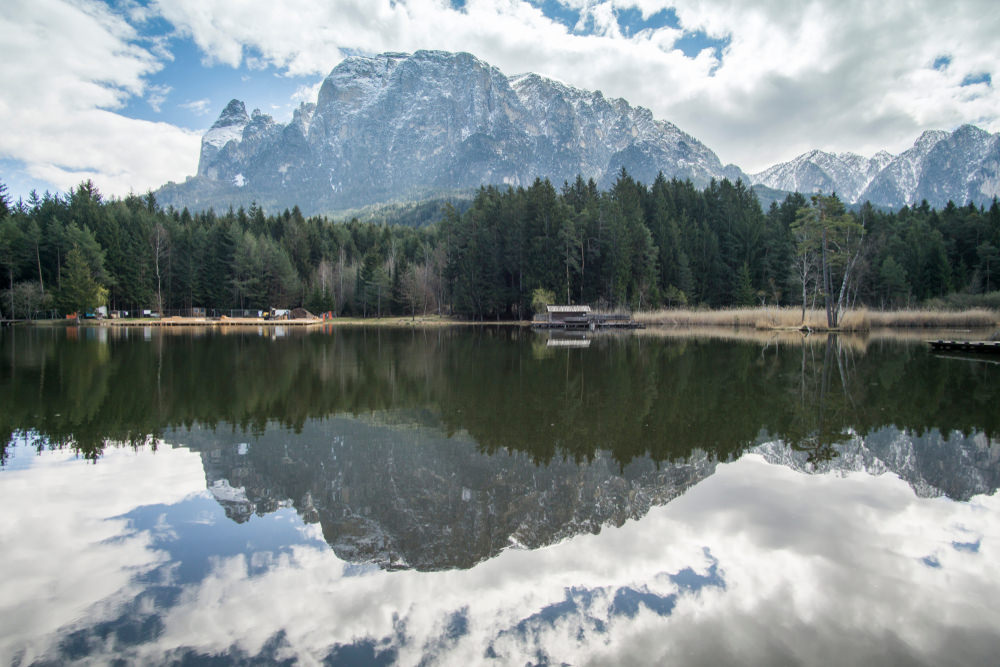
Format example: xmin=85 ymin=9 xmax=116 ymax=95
xmin=146 ymin=83 xmax=171 ymax=112
xmin=0 ymin=444 xmax=205 ymax=665
xmin=3 ymin=0 xmax=998 ymax=196
xmin=291 ymin=80 xmax=324 ymax=106
xmin=7 ymin=447 xmax=997 ymax=665
xmin=181 ymin=98 xmax=213 ymax=116
xmin=0 ymin=0 xmax=199 ymax=196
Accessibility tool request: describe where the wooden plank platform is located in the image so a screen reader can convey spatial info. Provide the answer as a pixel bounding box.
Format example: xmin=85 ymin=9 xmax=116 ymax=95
xmin=928 ymin=340 xmax=1000 ymax=353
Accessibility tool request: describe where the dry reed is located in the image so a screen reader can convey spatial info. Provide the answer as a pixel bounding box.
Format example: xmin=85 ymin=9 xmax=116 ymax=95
xmin=634 ymin=306 xmax=998 ymax=331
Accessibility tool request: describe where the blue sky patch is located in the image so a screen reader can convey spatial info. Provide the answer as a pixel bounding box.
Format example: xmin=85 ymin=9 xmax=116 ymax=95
xmin=961 ymin=72 xmax=992 ymax=87
xmin=118 ymin=28 xmax=322 ymax=132
xmin=675 ymin=31 xmax=731 ymax=62
xmin=611 ymin=586 xmax=677 ymax=619
xmin=530 ymin=0 xmax=582 ymax=33
xmin=0 ymin=158 xmax=73 ymax=199
xmin=120 ymin=493 xmax=326 ymax=585
xmin=922 ymin=556 xmax=942 ymax=568
xmin=952 ymin=540 xmax=981 ymax=553
xmin=615 ymin=7 xmax=679 ymax=37
xmin=932 ymin=55 xmax=952 ymax=71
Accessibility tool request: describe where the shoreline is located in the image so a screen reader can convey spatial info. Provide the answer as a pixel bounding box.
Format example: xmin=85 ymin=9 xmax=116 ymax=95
xmin=9 ymin=306 xmax=998 ymax=333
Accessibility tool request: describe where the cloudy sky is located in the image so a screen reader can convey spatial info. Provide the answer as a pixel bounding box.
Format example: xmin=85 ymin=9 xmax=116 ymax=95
xmin=1 ymin=0 xmax=998 ymax=200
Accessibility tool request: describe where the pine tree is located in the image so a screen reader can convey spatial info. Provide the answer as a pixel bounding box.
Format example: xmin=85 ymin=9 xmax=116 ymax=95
xmin=57 ymin=247 xmax=106 ymax=317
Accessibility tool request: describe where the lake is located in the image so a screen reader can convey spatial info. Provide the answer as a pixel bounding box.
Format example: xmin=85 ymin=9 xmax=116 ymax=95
xmin=1 ymin=324 xmax=999 ymax=665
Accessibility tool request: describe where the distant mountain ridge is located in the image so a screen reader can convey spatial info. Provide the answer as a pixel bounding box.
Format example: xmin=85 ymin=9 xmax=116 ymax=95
xmin=156 ymin=50 xmax=1000 ymax=215
xmin=750 ymin=125 xmax=1000 ymax=209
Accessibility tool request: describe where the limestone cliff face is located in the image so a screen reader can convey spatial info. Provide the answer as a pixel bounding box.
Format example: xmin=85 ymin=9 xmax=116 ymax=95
xmin=158 ymin=50 xmax=736 ymax=215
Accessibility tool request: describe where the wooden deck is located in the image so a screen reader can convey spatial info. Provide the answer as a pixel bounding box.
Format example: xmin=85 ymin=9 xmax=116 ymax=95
xmin=533 ymin=314 xmax=644 ymax=330
xmin=928 ymin=340 xmax=1000 ymax=353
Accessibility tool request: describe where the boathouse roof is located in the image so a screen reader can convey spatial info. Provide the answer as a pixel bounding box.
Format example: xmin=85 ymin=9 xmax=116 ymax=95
xmin=546 ymin=305 xmax=591 ymax=313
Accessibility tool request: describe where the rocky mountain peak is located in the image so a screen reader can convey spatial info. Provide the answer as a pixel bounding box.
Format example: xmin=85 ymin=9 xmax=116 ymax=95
xmin=211 ymin=99 xmax=249 ymax=129
xmin=162 ymin=50 xmax=1000 ymax=215
xmin=163 ymin=50 xmax=733 ymax=215
xmin=198 ymin=99 xmax=251 ymax=178
xmin=914 ymin=129 xmax=949 ymax=150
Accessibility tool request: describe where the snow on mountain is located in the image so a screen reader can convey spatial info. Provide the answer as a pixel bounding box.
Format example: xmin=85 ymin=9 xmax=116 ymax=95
xmin=752 ymin=126 xmax=999 ymax=209
xmin=858 ymin=130 xmax=949 ymax=208
xmin=913 ymin=125 xmax=1000 ymax=207
xmin=751 ymin=149 xmax=884 ymax=202
xmin=197 ymin=99 xmax=249 ymax=179
xmin=160 ymin=49 xmax=999 ymax=215
xmin=159 ymin=50 xmax=735 ymax=215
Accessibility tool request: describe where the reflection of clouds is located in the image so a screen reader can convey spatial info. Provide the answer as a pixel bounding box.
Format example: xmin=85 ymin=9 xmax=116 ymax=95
xmin=0 ymin=445 xmax=205 ymax=665
xmin=4 ymin=448 xmax=1000 ymax=665
xmin=141 ymin=454 xmax=1000 ymax=665
xmin=153 ymin=512 xmax=179 ymax=541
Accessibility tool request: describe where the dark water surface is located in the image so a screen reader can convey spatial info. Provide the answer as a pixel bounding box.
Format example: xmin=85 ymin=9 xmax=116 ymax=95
xmin=2 ymin=325 xmax=999 ymax=665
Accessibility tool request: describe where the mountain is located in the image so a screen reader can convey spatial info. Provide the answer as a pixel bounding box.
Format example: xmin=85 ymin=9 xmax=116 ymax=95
xmin=751 ymin=125 xmax=1000 ymax=209
xmin=156 ymin=49 xmax=999 ymax=216
xmin=156 ymin=50 xmax=743 ymax=216
xmin=751 ymin=149 xmax=894 ymax=203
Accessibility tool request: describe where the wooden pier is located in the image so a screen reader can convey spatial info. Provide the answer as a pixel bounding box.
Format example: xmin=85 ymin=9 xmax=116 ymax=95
xmin=928 ymin=340 xmax=1000 ymax=353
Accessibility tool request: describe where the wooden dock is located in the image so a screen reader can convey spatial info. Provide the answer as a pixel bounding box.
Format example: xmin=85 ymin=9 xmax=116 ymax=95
xmin=532 ymin=312 xmax=644 ymax=331
xmin=532 ymin=320 xmax=644 ymax=330
xmin=928 ymin=340 xmax=1000 ymax=353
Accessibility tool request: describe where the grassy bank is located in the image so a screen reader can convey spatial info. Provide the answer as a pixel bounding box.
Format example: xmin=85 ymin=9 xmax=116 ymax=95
xmin=633 ymin=306 xmax=999 ymax=331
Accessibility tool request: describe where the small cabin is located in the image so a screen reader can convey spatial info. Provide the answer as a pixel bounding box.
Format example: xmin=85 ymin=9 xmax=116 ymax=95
xmin=546 ymin=305 xmax=591 ymax=325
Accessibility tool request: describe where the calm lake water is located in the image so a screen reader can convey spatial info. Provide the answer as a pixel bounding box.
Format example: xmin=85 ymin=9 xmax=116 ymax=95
xmin=2 ymin=324 xmax=999 ymax=665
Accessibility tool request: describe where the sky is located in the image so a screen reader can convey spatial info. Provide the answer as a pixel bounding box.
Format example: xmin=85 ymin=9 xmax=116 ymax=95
xmin=1 ymin=0 xmax=998 ymax=201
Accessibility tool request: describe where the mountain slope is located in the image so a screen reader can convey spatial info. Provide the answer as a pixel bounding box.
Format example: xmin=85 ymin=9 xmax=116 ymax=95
xmin=156 ymin=50 xmax=739 ymax=215
xmin=752 ymin=126 xmax=1000 ymax=208
xmin=156 ymin=49 xmax=999 ymax=215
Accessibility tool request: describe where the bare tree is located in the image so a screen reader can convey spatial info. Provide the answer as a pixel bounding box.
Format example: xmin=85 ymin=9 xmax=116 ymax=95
xmin=150 ymin=222 xmax=169 ymax=315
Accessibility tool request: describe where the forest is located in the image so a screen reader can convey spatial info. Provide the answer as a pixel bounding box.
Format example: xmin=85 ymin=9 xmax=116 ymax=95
xmin=0 ymin=170 xmax=998 ymax=321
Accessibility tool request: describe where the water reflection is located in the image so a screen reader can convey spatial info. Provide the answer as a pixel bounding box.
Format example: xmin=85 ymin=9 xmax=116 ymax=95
xmin=2 ymin=441 xmax=998 ymax=665
xmin=2 ymin=326 xmax=998 ymax=468
xmin=173 ymin=418 xmax=714 ymax=570
xmin=1 ymin=325 xmax=999 ymax=664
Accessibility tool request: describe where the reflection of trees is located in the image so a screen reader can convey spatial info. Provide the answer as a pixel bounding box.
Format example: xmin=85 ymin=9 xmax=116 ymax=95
xmin=1 ymin=327 xmax=999 ymax=466
xmin=783 ymin=336 xmax=857 ymax=464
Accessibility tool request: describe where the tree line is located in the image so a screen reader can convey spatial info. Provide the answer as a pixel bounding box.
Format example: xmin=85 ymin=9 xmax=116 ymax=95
xmin=0 ymin=172 xmax=998 ymax=321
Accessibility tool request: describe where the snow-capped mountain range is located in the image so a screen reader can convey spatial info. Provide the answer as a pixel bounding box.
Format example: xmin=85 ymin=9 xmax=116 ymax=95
xmin=156 ymin=50 xmax=1000 ymax=215
xmin=752 ymin=126 xmax=1000 ymax=209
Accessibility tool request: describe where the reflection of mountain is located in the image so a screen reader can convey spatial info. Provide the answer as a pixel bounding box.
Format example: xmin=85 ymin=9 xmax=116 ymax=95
xmin=171 ymin=418 xmax=717 ymax=571
xmin=173 ymin=413 xmax=1000 ymax=572
xmin=756 ymin=427 xmax=1000 ymax=501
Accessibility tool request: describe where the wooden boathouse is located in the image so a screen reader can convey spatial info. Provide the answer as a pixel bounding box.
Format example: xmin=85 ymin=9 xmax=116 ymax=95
xmin=533 ymin=305 xmax=643 ymax=330
xmin=545 ymin=305 xmax=592 ymax=327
